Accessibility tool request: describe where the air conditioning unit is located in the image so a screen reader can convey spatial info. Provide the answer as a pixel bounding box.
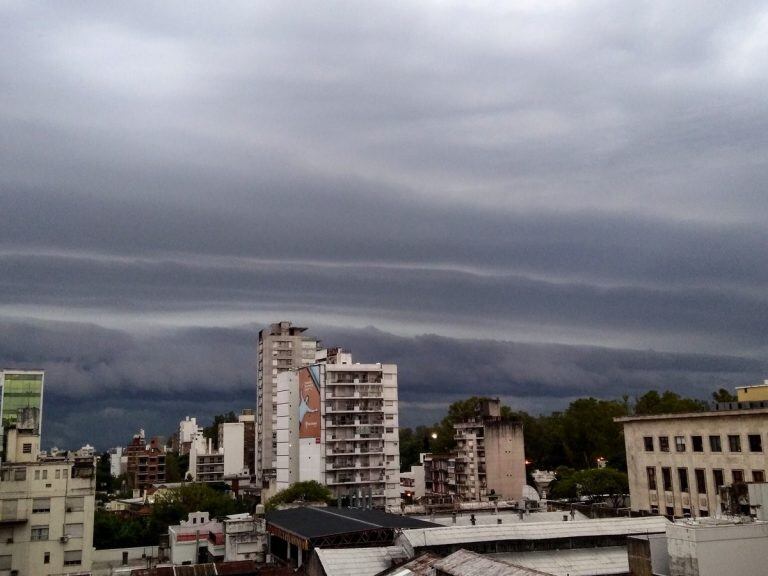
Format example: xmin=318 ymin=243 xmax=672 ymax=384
xmin=59 ymin=536 xmax=69 ymax=543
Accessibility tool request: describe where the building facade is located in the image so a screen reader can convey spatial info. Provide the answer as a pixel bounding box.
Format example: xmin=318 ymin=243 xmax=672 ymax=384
xmin=274 ymin=353 xmax=402 ymax=510
xmin=125 ymin=431 xmax=166 ymax=491
xmin=618 ymin=407 xmax=768 ymax=518
xmin=0 ymin=370 xmax=44 ymax=459
xmin=0 ymin=415 xmax=96 ymax=575
xmin=256 ymin=322 xmax=319 ymax=486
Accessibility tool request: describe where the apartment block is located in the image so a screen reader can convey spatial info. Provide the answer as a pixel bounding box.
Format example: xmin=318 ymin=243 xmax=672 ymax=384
xmin=256 ymin=322 xmax=319 ymax=486
xmin=0 ymin=411 xmax=96 ymax=575
xmin=125 ymin=430 xmax=166 ymax=491
xmin=0 ymin=370 xmax=44 ymax=459
xmin=617 ymin=406 xmax=768 ymax=518
xmin=179 ymin=416 xmax=203 ymax=456
xmin=274 ymin=352 xmax=401 ymax=510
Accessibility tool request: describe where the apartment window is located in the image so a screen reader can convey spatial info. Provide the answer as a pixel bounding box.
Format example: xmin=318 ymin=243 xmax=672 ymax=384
xmin=753 ymin=470 xmax=765 ymax=483
xmin=66 ymin=497 xmax=85 ymax=512
xmin=34 ymin=470 xmax=40 ymax=480
xmin=385 ymin=428 xmax=394 ymax=433
xmin=678 ymin=468 xmax=689 ymax=493
xmin=42 ymin=469 xmax=47 ymax=480
xmin=709 ymin=435 xmax=722 ymax=452
xmin=22 ymin=443 xmax=32 ymax=453
xmin=695 ymin=469 xmax=706 ymax=493
xmin=659 ymin=436 xmax=670 ymax=452
xmin=662 ymin=467 xmax=672 ymax=491
xmin=32 ymin=498 xmax=51 ymax=513
xmin=643 ymin=437 xmax=654 ymax=451
xmin=675 ymin=436 xmax=686 ymax=452
xmin=55 ymin=469 xmax=60 ymax=479
xmin=733 ymin=470 xmax=745 ymax=484
xmin=713 ymin=469 xmax=725 ymax=488
xmin=728 ymin=435 xmax=741 ymax=452
xmin=665 ymin=506 xmax=674 ymax=517
xmin=647 ymin=467 xmax=657 ymax=490
xmin=692 ymin=436 xmax=703 ymax=452
xmin=748 ymin=434 xmax=763 ymax=452
xmin=44 ymin=552 xmax=50 ymax=564
xmin=13 ymin=468 xmax=25 ymax=481
xmin=65 ymin=523 xmax=84 ymax=538
xmin=64 ymin=550 xmax=82 ymax=566
xmin=31 ymin=526 xmax=49 ymax=541
xmin=0 ymin=555 xmax=10 ymax=571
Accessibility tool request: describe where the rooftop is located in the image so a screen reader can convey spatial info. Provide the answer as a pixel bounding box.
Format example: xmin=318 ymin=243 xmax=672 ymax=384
xmin=491 ymin=546 xmax=629 ymax=576
xmin=615 ymin=406 xmax=768 ymax=423
xmin=266 ymin=506 xmax=438 ymax=540
xmin=315 ymin=545 xmax=407 ymax=576
xmin=433 ymin=549 xmax=552 ymax=576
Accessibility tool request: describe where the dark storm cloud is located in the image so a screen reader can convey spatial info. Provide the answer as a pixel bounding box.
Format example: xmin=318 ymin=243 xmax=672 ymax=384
xmin=1 ymin=319 xmax=762 ymax=448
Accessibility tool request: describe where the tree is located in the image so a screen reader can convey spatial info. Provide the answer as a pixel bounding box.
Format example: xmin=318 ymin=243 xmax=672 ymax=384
xmin=151 ymin=483 xmax=247 ymax=532
xmin=560 ymin=398 xmax=628 ymax=470
xmin=94 ymin=510 xmax=154 ymax=548
xmin=264 ymin=481 xmax=333 ymax=511
xmin=165 ymin=452 xmax=189 ymax=483
xmin=550 ymin=467 xmax=629 ymax=507
xmin=96 ymin=452 xmax=114 ymax=493
xmin=712 ymin=388 xmax=737 ymax=403
xmin=634 ymin=390 xmax=709 ymax=415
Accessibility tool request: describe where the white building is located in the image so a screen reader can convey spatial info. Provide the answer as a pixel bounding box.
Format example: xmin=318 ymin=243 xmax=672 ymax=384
xmin=275 ymin=351 xmax=401 ymax=510
xmin=223 ymin=511 xmax=266 ymax=563
xmin=168 ymin=511 xmax=224 ymax=565
xmin=179 ymin=416 xmax=203 ymax=456
xmin=0 ymin=411 xmax=96 ymax=575
xmin=188 ymin=438 xmax=224 ymax=483
xmin=109 ymin=446 xmax=125 ymax=478
xmin=400 ymin=454 xmax=426 ymax=502
xmin=256 ymin=322 xmax=319 ymax=486
xmin=219 ymin=421 xmax=247 ymax=477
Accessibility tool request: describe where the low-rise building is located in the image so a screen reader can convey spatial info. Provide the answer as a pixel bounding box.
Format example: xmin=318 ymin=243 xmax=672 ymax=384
xmin=168 ymin=511 xmax=224 ymax=565
xmin=616 ymin=405 xmax=768 ymax=517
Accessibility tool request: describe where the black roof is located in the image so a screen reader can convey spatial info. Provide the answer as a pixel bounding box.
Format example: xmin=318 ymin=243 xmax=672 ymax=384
xmin=266 ymin=506 xmax=438 ymax=539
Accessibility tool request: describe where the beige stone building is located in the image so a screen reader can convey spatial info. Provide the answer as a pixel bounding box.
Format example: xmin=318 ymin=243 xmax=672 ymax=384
xmin=617 ymin=407 xmax=768 ymax=517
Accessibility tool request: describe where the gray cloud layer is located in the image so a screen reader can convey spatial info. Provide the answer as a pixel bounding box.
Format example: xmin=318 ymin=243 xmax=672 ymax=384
xmin=1 ymin=2 xmax=768 ymax=446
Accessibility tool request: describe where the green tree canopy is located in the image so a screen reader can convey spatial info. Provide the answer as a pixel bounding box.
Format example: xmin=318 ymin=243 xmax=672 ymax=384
xmin=264 ymin=481 xmax=333 ymax=511
xmin=634 ymin=390 xmax=709 ymax=415
xmin=550 ymin=467 xmax=629 ymax=507
xmin=712 ymin=388 xmax=737 ymax=403
xmin=151 ymin=483 xmax=247 ymax=530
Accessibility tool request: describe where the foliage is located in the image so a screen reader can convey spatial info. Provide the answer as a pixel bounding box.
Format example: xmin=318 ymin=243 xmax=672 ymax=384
xmin=203 ymin=411 xmax=238 ymax=447
xmin=712 ymin=388 xmax=737 ymax=403
xmin=165 ymin=452 xmax=188 ymax=483
xmin=549 ymin=467 xmax=629 ymax=507
xmin=96 ymin=452 xmax=114 ymax=493
xmin=152 ymin=483 xmax=247 ymax=529
xmin=94 ymin=510 xmax=155 ymax=548
xmin=264 ymin=481 xmax=333 ymax=511
xmin=634 ymin=390 xmax=709 ymax=415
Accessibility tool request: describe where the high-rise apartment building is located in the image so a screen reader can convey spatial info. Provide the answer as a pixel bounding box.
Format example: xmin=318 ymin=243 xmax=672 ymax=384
xmin=125 ymin=430 xmax=166 ymax=491
xmin=0 ymin=369 xmax=44 ymax=458
xmin=256 ymin=322 xmax=318 ymax=486
xmin=275 ymin=351 xmax=401 ymax=510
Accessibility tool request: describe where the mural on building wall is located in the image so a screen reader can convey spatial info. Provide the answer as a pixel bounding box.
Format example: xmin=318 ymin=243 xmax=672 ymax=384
xmin=298 ymin=366 xmax=321 ymax=440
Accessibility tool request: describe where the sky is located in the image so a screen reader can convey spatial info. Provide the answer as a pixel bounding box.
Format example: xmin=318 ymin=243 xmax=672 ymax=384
xmin=1 ymin=1 xmax=767 ymax=449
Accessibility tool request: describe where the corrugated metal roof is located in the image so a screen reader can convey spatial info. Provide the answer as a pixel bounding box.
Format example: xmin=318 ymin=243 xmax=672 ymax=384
xmin=492 ymin=546 xmax=629 ymax=576
xmin=432 ymin=549 xmax=553 ymax=576
xmin=315 ymin=545 xmax=408 ymax=576
xmin=375 ymin=552 xmax=442 ymax=576
xmin=400 ymin=516 xmax=669 ymax=548
xmin=427 ymin=510 xmax=590 ymax=527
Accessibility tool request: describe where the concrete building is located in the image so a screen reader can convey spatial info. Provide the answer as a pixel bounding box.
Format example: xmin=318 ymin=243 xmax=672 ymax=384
xmin=0 ymin=411 xmax=96 ymax=575
xmin=189 ymin=438 xmax=224 ymax=483
xmin=256 ymin=321 xmax=319 ymax=487
xmin=400 ymin=455 xmax=426 ymax=503
xmin=617 ymin=407 xmax=768 ymax=517
xmin=736 ymin=380 xmax=768 ymax=403
xmin=168 ymin=511 xmax=224 ymax=565
xmin=0 ymin=369 xmax=44 ymax=459
xmin=423 ymin=453 xmax=456 ymax=502
xmin=223 ymin=511 xmax=266 ymax=563
xmin=219 ymin=421 xmax=248 ymax=478
xmin=274 ymin=352 xmax=401 ymax=510
xmin=125 ymin=430 xmax=166 ymax=491
xmin=179 ymin=416 xmax=203 ymax=456
xmin=239 ymin=409 xmax=256 ymax=476
xmin=109 ymin=446 xmax=126 ymax=478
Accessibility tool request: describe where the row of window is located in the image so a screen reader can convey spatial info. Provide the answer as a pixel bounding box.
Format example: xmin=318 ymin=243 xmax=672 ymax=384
xmin=647 ymin=466 xmax=764 ymax=493
xmin=643 ymin=433 xmax=762 ymax=453
xmin=31 ymin=497 xmax=85 ymax=513
xmin=0 ymin=550 xmax=83 ymax=569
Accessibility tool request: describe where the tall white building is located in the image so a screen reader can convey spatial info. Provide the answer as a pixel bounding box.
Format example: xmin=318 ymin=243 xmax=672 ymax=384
xmin=179 ymin=416 xmax=203 ymax=455
xmin=0 ymin=410 xmax=96 ymax=575
xmin=256 ymin=322 xmax=319 ymax=487
xmin=275 ymin=350 xmax=401 ymax=510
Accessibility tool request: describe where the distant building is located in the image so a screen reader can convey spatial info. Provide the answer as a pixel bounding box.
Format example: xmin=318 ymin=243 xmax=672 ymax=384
xmin=0 ymin=407 xmax=96 ymax=575
xmin=400 ymin=454 xmax=426 ymax=503
xmin=736 ymin=380 xmax=768 ymax=403
xmin=179 ymin=416 xmax=203 ymax=456
xmin=274 ymin=352 xmax=401 ymax=510
xmin=617 ymin=405 xmax=768 ymax=517
xmin=239 ymin=409 xmax=256 ymax=476
xmin=423 ymin=453 xmax=455 ymax=502
xmin=189 ymin=438 xmax=224 ymax=483
xmin=0 ymin=369 xmax=44 ymax=458
xmin=125 ymin=430 xmax=166 ymax=491
xmin=256 ymin=321 xmax=320 ymax=487
xmin=108 ymin=446 xmax=126 ymax=477
xmin=168 ymin=511 xmax=224 ymax=565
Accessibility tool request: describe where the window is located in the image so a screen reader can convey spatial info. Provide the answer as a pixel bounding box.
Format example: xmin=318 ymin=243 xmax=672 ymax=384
xmin=0 ymin=555 xmax=10 ymax=571
xmin=709 ymin=435 xmax=722 ymax=452
xmin=647 ymin=467 xmax=657 ymax=490
xmin=13 ymin=468 xmax=25 ymax=481
xmin=662 ymin=467 xmax=672 ymax=491
xmin=753 ymin=470 xmax=765 ymax=483
xmin=32 ymin=498 xmax=50 ymax=513
xmin=713 ymin=469 xmax=725 ymax=488
xmin=733 ymin=470 xmax=745 ymax=484
xmin=748 ymin=434 xmax=763 ymax=452
xmin=675 ymin=436 xmax=686 ymax=452
xmin=64 ymin=550 xmax=82 ymax=566
xmin=64 ymin=523 xmax=84 ymax=538
xmin=728 ymin=435 xmax=741 ymax=452
xmin=386 ymin=428 xmax=394 ymax=433
xmin=22 ymin=443 xmax=32 ymax=453
xmin=41 ymin=469 xmax=47 ymax=480
xmin=692 ymin=436 xmax=703 ymax=452
xmin=34 ymin=470 xmax=40 ymax=480
xmin=31 ymin=526 xmax=49 ymax=541
xmin=695 ymin=469 xmax=706 ymax=493
xmin=644 ymin=437 xmax=654 ymax=451
xmin=66 ymin=497 xmax=84 ymax=512
xmin=665 ymin=506 xmax=674 ymax=517
xmin=55 ymin=469 xmax=60 ymax=479
xmin=44 ymin=552 xmax=50 ymax=564
xmin=659 ymin=436 xmax=670 ymax=452
xmin=678 ymin=468 xmax=689 ymax=492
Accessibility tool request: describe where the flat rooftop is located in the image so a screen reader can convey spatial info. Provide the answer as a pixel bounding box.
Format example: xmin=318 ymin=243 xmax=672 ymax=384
xmin=615 ymin=406 xmax=768 ymax=423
